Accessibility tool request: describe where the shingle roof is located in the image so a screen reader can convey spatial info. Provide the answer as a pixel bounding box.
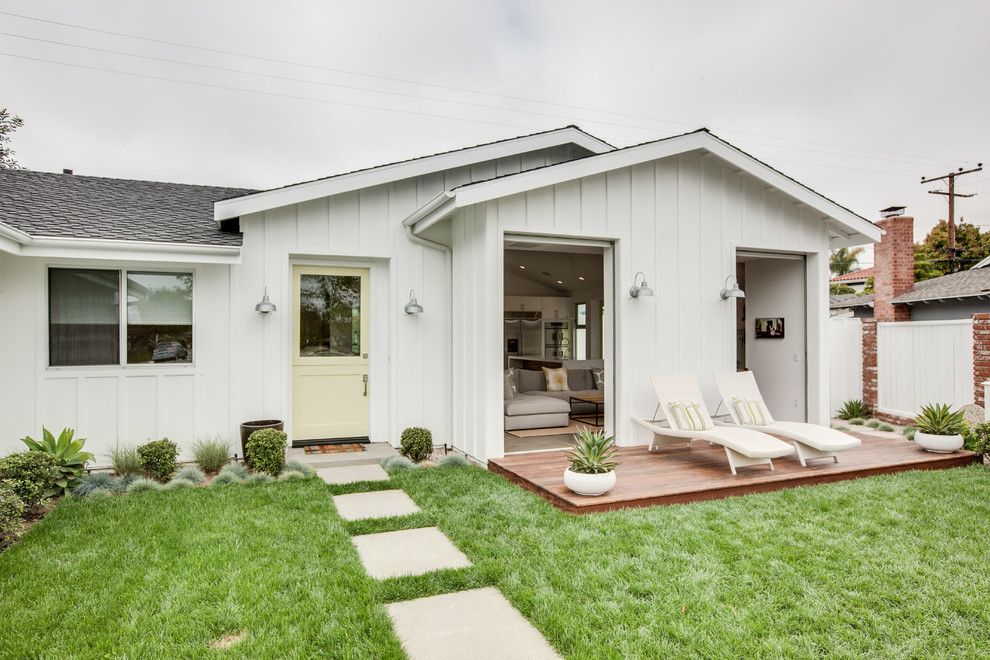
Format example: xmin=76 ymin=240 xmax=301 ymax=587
xmin=0 ymin=169 xmax=255 ymax=247
xmin=892 ymin=268 xmax=990 ymax=304
xmin=831 ymin=267 xmax=874 ymax=283
xmin=830 ymin=292 xmax=874 ymax=309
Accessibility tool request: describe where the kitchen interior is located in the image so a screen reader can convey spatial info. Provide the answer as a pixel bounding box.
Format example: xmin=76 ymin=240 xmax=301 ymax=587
xmin=504 ymin=244 xmax=605 ymax=369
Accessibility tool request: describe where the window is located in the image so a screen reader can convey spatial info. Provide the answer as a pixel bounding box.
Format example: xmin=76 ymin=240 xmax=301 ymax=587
xmin=298 ymin=274 xmax=361 ymax=357
xmin=48 ymin=268 xmax=193 ymax=367
xmin=575 ymin=302 xmax=587 ymax=361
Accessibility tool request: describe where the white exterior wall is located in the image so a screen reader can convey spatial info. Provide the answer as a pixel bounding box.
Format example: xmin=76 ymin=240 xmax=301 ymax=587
xmin=829 ymin=316 xmax=863 ymax=415
xmin=449 ymin=150 xmax=832 ymax=459
xmin=0 ymin=252 xmax=232 ymax=465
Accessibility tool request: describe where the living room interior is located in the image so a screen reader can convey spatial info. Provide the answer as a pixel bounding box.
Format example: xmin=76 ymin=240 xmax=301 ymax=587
xmin=502 ymin=242 xmax=607 ymax=454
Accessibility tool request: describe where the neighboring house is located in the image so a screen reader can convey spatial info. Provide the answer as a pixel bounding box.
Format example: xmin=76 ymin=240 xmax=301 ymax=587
xmin=830 ymin=266 xmax=874 ymax=292
xmin=0 ymin=126 xmax=879 ymax=464
xmin=829 ymin=216 xmax=990 ymax=321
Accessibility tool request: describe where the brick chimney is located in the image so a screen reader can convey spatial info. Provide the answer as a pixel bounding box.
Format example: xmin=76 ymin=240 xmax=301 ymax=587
xmin=872 ymin=214 xmax=914 ymax=322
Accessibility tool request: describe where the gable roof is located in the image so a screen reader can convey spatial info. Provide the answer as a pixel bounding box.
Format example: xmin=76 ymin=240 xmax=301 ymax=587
xmin=891 ymin=267 xmax=990 ymax=304
xmin=405 ymin=129 xmax=881 ymax=247
xmin=830 ymin=292 xmax=874 ymax=309
xmin=213 ymin=125 xmax=614 ymax=221
xmin=831 ymin=267 xmax=874 ymax=283
xmin=0 ymin=169 xmax=254 ymax=251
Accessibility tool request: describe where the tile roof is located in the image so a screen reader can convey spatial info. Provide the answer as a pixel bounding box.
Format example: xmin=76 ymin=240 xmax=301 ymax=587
xmin=0 ymin=169 xmax=255 ymax=247
xmin=891 ymin=268 xmax=990 ymax=304
xmin=831 ymin=267 xmax=874 ymax=282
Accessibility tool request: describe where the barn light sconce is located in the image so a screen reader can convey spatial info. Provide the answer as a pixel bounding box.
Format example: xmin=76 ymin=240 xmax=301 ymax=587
xmin=255 ymin=287 xmax=277 ymax=314
xmin=720 ymin=275 xmax=745 ymax=300
xmin=628 ymin=272 xmax=654 ymax=299
xmin=404 ymin=289 xmax=423 ymax=314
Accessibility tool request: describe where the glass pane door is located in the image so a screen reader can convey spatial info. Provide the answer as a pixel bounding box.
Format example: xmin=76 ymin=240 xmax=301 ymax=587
xmin=298 ymin=274 xmax=362 ymax=358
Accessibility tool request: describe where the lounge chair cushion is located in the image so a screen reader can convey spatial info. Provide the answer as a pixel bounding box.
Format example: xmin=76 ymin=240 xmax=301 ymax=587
xmin=764 ymin=421 xmax=862 ymax=452
xmin=731 ymin=397 xmax=773 ymax=426
xmin=704 ymin=426 xmax=795 ymax=459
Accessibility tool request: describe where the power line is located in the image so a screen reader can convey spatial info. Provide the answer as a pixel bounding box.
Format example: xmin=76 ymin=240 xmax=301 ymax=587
xmin=0 ymin=8 xmax=975 ymax=167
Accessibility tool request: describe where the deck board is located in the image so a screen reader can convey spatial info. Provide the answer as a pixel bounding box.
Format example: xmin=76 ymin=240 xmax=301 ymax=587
xmin=488 ymin=434 xmax=979 ymax=513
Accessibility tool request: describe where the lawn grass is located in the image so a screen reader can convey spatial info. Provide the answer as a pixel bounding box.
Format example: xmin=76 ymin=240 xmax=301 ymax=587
xmin=2 ymin=465 xmax=990 ymax=657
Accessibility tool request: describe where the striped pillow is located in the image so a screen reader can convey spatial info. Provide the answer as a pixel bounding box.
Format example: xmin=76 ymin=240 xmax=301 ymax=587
xmin=667 ymin=400 xmax=713 ymax=431
xmin=732 ymin=397 xmax=771 ymax=426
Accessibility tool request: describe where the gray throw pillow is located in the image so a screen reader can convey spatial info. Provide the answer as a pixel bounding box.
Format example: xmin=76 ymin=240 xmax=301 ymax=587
xmin=591 ymin=368 xmax=605 ymax=390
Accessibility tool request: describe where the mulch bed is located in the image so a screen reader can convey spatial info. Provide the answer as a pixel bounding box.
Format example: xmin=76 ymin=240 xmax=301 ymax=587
xmin=303 ymin=444 xmax=366 ymax=454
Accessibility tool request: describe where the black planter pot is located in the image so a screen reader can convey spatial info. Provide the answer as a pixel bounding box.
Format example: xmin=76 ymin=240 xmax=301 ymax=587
xmin=240 ymin=419 xmax=283 ymax=466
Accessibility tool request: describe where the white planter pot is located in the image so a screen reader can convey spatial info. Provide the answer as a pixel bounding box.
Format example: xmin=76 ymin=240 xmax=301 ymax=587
xmin=914 ymin=431 xmax=964 ymax=453
xmin=563 ymin=468 xmax=616 ymax=496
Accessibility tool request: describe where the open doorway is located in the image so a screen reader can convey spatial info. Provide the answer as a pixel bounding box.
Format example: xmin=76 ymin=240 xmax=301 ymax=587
xmin=735 ymin=251 xmax=807 ymax=422
xmin=502 ymin=241 xmax=608 ymax=453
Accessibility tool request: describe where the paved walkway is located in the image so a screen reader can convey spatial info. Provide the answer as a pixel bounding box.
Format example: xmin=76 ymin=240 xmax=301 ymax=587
xmin=326 ymin=465 xmax=560 ymax=659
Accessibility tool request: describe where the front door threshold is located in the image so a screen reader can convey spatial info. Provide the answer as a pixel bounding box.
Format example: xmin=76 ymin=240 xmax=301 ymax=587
xmin=291 ymin=437 xmax=371 ymax=448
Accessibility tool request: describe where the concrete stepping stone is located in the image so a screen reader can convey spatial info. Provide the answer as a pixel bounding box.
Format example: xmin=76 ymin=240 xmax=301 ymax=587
xmin=332 ymin=489 xmax=421 ymax=521
xmin=351 ymin=527 xmax=471 ymax=579
xmin=386 ymin=587 xmax=561 ymax=659
xmin=317 ymin=464 xmax=389 ymax=485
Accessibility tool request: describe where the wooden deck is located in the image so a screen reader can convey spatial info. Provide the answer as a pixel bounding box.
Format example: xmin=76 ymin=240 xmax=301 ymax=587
xmin=488 ymin=434 xmax=979 ymax=514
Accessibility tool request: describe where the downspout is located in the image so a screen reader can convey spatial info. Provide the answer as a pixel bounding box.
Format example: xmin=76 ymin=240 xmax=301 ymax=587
xmin=402 ymin=194 xmax=455 ymax=453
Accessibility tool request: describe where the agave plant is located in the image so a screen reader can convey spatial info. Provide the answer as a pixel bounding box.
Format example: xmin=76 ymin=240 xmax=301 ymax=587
xmin=21 ymin=428 xmax=94 ymax=496
xmin=566 ymin=429 xmax=620 ymax=475
xmin=914 ymin=403 xmax=966 ymax=436
xmin=836 ymin=399 xmax=871 ymax=421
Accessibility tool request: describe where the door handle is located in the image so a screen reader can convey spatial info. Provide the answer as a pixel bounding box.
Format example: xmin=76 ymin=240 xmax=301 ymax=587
xmin=363 ymin=374 xmax=368 ymax=397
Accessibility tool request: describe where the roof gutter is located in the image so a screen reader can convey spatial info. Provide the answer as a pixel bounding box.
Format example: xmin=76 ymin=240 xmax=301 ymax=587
xmin=2 ymin=233 xmax=242 ymax=264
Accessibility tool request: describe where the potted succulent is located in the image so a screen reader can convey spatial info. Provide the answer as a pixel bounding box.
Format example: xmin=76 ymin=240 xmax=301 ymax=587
xmin=913 ymin=403 xmax=966 ymax=453
xmin=563 ymin=429 xmax=620 ymax=496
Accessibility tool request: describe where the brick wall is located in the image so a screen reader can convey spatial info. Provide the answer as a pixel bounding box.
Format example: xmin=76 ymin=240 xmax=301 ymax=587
xmin=973 ymin=313 xmax=990 ymax=407
xmin=873 ymin=216 xmax=914 ymax=322
xmin=862 ymin=319 xmax=877 ymax=411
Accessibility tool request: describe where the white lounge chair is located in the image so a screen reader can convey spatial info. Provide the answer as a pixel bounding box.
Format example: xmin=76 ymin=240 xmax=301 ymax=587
xmin=713 ymin=370 xmax=861 ymax=466
xmin=632 ymin=374 xmax=794 ymax=475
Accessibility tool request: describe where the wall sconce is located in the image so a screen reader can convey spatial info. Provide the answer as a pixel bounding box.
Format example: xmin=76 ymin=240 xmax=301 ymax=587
xmin=404 ymin=289 xmax=423 ymax=314
xmin=255 ymin=287 xmax=277 ymax=314
xmin=720 ymin=275 xmax=745 ymax=300
xmin=628 ymin=271 xmax=654 ymax=299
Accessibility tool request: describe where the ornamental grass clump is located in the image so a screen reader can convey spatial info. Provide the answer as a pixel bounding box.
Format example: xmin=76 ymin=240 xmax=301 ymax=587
xmin=847 ymin=417 xmax=866 ymax=426
xmin=126 ymin=478 xmax=163 ymax=494
xmin=566 ymin=429 xmax=620 ymax=474
xmin=245 ymin=429 xmax=287 ymax=476
xmin=244 ymin=472 xmax=274 ymax=485
xmin=20 ymin=427 xmax=94 ymax=496
xmin=173 ymin=466 xmax=206 ymax=485
xmin=72 ymin=473 xmax=121 ymax=497
xmin=278 ymin=470 xmax=307 ymax=481
xmin=915 ymin=403 xmax=967 ymax=436
xmin=191 ymin=436 xmax=231 ymax=474
xmin=865 ymin=419 xmax=882 ymax=430
xmin=107 ymin=444 xmax=142 ymax=477
xmin=0 ymin=451 xmax=59 ymax=511
xmin=138 ymin=438 xmax=179 ymax=482
xmin=381 ymin=455 xmax=417 ymax=473
xmin=437 ymin=454 xmax=471 ymax=468
xmin=399 ymin=427 xmax=433 ymax=463
xmin=164 ymin=478 xmax=196 ymax=491
xmin=836 ymin=399 xmax=871 ymax=421
xmin=282 ymin=460 xmax=315 ymax=477
xmin=210 ymin=471 xmax=243 ymax=486
xmin=218 ymin=463 xmax=248 ymax=479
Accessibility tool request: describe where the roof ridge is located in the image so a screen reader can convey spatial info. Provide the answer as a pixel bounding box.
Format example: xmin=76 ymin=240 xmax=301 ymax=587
xmin=2 ymin=168 xmax=255 ymax=193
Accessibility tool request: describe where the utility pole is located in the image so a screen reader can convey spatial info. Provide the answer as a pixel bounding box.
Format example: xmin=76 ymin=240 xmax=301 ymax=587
xmin=921 ymin=163 xmax=983 ymax=269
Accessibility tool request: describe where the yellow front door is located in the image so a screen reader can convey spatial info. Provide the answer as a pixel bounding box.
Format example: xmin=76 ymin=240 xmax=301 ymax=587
xmin=291 ymin=266 xmax=370 ymax=442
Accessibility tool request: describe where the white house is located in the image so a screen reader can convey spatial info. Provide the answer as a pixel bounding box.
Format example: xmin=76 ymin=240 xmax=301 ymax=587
xmin=0 ymin=126 xmax=880 ymax=464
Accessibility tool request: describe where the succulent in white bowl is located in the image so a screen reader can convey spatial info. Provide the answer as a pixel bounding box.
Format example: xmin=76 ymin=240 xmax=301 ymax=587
xmin=913 ymin=403 xmax=966 ymax=453
xmin=563 ymin=429 xmax=620 ymax=496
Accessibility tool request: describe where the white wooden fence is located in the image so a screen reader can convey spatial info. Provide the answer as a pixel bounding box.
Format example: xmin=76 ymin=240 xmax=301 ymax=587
xmin=877 ymin=320 xmax=973 ymax=418
xmin=829 ymin=317 xmax=863 ymax=415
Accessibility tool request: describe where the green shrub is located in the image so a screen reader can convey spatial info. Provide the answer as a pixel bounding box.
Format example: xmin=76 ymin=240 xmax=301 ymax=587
xmin=164 ymin=478 xmax=196 ymax=491
xmin=865 ymin=419 xmax=881 ymax=430
xmin=877 ymin=422 xmax=895 ymax=432
xmin=219 ymin=462 xmax=249 ymax=479
xmin=21 ymin=427 xmax=94 ymax=495
xmin=965 ymin=421 xmax=990 ymax=456
xmin=244 ymin=472 xmax=274 ymax=484
xmin=174 ymin=466 xmax=206 ymax=485
xmin=437 ymin=454 xmax=471 ymax=468
xmin=566 ymin=429 xmax=620 ymax=474
xmin=282 ymin=459 xmax=315 ymax=477
xmin=381 ymin=455 xmax=417 ymax=473
xmin=191 ymin=435 xmax=230 ymax=473
xmin=399 ymin=427 xmax=433 ymax=463
xmin=0 ymin=451 xmax=59 ymax=510
xmin=107 ymin=444 xmax=142 ymax=476
xmin=211 ymin=472 xmax=243 ymax=486
xmin=847 ymin=417 xmax=866 ymax=426
xmin=915 ymin=403 xmax=967 ymax=436
xmin=278 ymin=470 xmax=307 ymax=481
xmin=138 ymin=438 xmax=179 ymax=482
xmin=73 ymin=473 xmax=121 ymax=497
xmin=245 ymin=429 xmax=287 ymax=476
xmin=0 ymin=483 xmax=24 ymax=547
xmin=836 ymin=399 xmax=871 ymax=420
xmin=126 ymin=478 xmax=163 ymax=494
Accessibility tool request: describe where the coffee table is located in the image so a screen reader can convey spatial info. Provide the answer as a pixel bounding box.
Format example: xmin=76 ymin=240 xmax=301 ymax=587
xmin=569 ymin=392 xmax=605 ymax=427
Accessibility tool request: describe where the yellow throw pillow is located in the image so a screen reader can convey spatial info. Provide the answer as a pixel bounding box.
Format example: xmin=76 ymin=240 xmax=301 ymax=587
xmin=542 ymin=367 xmax=570 ymax=392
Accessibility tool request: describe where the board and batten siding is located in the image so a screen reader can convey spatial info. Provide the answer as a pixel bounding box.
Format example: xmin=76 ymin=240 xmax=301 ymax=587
xmin=449 ymin=150 xmax=831 ymax=458
xmin=230 ymin=145 xmax=585 ymax=451
xmin=0 ymin=253 xmax=232 ymax=465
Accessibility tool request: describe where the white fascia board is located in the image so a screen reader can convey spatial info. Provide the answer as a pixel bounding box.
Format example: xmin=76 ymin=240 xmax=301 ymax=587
xmin=214 ymin=127 xmax=613 ymax=221
xmin=403 ymin=192 xmax=455 ymax=234
xmin=443 ymin=131 xmax=881 ymax=245
xmin=17 ymin=236 xmax=241 ymax=264
xmin=0 ymin=221 xmax=29 ymax=254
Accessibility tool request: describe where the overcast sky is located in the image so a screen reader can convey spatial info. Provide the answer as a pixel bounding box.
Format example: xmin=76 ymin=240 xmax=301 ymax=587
xmin=3 ymin=0 xmax=989 ymax=262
